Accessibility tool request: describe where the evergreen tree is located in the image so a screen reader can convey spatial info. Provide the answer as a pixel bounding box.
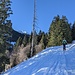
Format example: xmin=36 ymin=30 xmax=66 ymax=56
xmin=0 ymin=0 xmax=12 ymax=72
xmin=40 ymin=33 xmax=45 ymax=49
xmin=37 ymin=30 xmax=44 ymax=44
xmin=29 ymin=32 xmax=32 ymax=43
xmin=40 ymin=32 xmax=48 ymax=49
xmin=72 ymin=22 xmax=75 ymax=40
xmin=48 ymin=15 xmax=72 ymax=47
xmin=15 ymin=37 xmax=22 ymax=47
xmin=22 ymin=35 xmax=27 ymax=47
xmin=0 ymin=0 xmax=12 ymax=53
xmin=61 ymin=16 xmax=72 ymax=43
xmin=44 ymin=33 xmax=48 ymax=48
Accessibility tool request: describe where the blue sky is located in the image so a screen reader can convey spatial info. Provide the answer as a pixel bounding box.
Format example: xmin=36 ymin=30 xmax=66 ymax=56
xmin=10 ymin=0 xmax=75 ymax=34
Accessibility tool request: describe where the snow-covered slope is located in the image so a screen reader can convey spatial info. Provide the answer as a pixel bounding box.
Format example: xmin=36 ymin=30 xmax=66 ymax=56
xmin=1 ymin=44 xmax=75 ymax=75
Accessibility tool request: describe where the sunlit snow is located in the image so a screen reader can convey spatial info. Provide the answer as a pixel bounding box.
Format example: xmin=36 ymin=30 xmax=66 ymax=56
xmin=1 ymin=43 xmax=75 ymax=75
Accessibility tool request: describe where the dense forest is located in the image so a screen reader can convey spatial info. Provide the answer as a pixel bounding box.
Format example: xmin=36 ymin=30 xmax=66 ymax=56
xmin=0 ymin=0 xmax=75 ymax=73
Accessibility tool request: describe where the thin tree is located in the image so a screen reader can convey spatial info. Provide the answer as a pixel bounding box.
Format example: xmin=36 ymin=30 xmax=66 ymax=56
xmin=31 ymin=0 xmax=37 ymax=57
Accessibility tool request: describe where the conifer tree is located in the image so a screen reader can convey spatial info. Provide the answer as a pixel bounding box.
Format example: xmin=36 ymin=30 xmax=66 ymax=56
xmin=40 ymin=33 xmax=45 ymax=49
xmin=48 ymin=15 xmax=72 ymax=47
xmin=22 ymin=35 xmax=27 ymax=47
xmin=37 ymin=30 xmax=44 ymax=44
xmin=0 ymin=0 xmax=12 ymax=53
xmin=39 ymin=32 xmax=48 ymax=49
xmin=29 ymin=32 xmax=32 ymax=43
xmin=72 ymin=22 xmax=75 ymax=40
xmin=15 ymin=37 xmax=22 ymax=47
xmin=0 ymin=0 xmax=12 ymax=72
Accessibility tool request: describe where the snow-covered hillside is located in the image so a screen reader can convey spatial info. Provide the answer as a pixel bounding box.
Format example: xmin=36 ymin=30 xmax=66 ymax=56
xmin=1 ymin=44 xmax=75 ymax=75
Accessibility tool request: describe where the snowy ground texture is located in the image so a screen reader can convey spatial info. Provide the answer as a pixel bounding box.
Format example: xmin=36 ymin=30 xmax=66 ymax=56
xmin=1 ymin=43 xmax=75 ymax=75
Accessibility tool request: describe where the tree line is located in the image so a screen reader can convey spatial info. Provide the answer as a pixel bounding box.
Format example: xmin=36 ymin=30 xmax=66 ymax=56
xmin=16 ymin=14 xmax=75 ymax=50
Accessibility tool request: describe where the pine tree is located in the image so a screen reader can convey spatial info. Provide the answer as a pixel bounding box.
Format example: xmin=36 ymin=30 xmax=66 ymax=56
xmin=37 ymin=30 xmax=44 ymax=44
xmin=72 ymin=22 xmax=75 ymax=40
xmin=29 ymin=32 xmax=32 ymax=43
xmin=40 ymin=33 xmax=45 ymax=49
xmin=22 ymin=35 xmax=27 ymax=47
xmin=0 ymin=0 xmax=12 ymax=72
xmin=61 ymin=16 xmax=72 ymax=43
xmin=40 ymin=32 xmax=48 ymax=49
xmin=15 ymin=37 xmax=22 ymax=47
xmin=0 ymin=0 xmax=12 ymax=53
xmin=47 ymin=15 xmax=72 ymax=47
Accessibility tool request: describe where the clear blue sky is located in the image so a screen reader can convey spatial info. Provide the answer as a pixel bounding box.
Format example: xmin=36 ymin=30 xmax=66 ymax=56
xmin=10 ymin=0 xmax=75 ymax=34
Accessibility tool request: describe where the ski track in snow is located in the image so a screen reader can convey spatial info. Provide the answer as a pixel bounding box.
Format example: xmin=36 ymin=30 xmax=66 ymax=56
xmin=1 ymin=44 xmax=75 ymax=75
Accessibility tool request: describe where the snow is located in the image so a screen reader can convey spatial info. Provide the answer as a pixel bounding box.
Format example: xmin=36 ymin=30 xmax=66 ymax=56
xmin=17 ymin=30 xmax=27 ymax=34
xmin=10 ymin=42 xmax=16 ymax=45
xmin=1 ymin=43 xmax=75 ymax=75
xmin=72 ymin=40 xmax=75 ymax=44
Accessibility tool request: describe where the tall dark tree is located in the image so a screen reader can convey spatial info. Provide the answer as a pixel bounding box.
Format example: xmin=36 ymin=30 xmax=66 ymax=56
xmin=40 ymin=32 xmax=48 ymax=49
xmin=15 ymin=37 xmax=22 ymax=47
xmin=40 ymin=32 xmax=45 ymax=49
xmin=22 ymin=35 xmax=28 ymax=47
xmin=0 ymin=0 xmax=13 ymax=52
xmin=72 ymin=22 xmax=75 ymax=40
xmin=48 ymin=15 xmax=72 ymax=47
xmin=0 ymin=0 xmax=12 ymax=72
xmin=29 ymin=32 xmax=32 ymax=43
xmin=37 ymin=30 xmax=44 ymax=44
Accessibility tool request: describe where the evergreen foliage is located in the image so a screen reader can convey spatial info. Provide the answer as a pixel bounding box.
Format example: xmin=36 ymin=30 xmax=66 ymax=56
xmin=0 ymin=55 xmax=9 ymax=72
xmin=11 ymin=29 xmax=28 ymax=42
xmin=0 ymin=0 xmax=12 ymax=72
xmin=48 ymin=15 xmax=72 ymax=47
xmin=72 ymin=22 xmax=75 ymax=40
xmin=0 ymin=0 xmax=12 ymax=53
xmin=22 ymin=35 xmax=28 ymax=47
xmin=15 ymin=37 xmax=22 ymax=47
xmin=40 ymin=32 xmax=48 ymax=49
xmin=40 ymin=33 xmax=45 ymax=49
xmin=29 ymin=32 xmax=32 ymax=43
